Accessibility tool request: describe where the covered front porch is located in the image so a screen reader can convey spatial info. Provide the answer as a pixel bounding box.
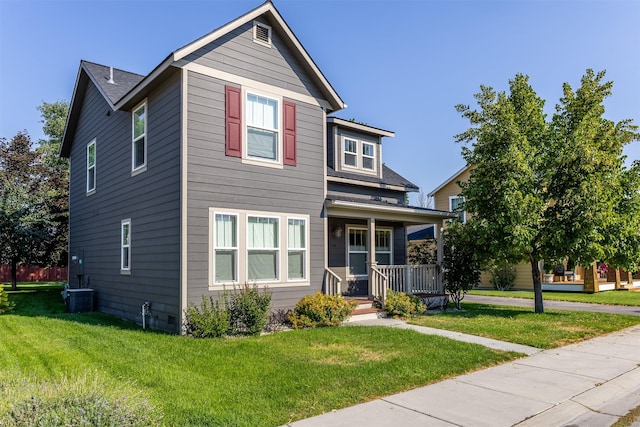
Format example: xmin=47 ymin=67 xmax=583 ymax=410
xmin=323 ymin=198 xmax=456 ymax=300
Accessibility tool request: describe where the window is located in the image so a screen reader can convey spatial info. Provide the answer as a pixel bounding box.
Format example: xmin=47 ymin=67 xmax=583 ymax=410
xmin=86 ymin=139 xmax=96 ymax=193
xmin=341 ymin=137 xmax=376 ymax=173
xmin=362 ymin=142 xmax=375 ymax=170
xmin=253 ymin=21 xmax=272 ymax=47
xmin=344 ymin=138 xmax=357 ymax=167
xmin=450 ymin=196 xmax=466 ymax=223
xmin=287 ymin=218 xmax=306 ymax=280
xmin=247 ymin=216 xmax=279 ymax=281
xmin=214 ymin=214 xmax=238 ymax=283
xmin=348 ymin=228 xmax=368 ymax=276
xmin=246 ymin=93 xmax=279 ymax=161
xmin=375 ymin=229 xmax=392 ymax=265
xmin=121 ymin=219 xmax=131 ymax=272
xmin=132 ymin=101 xmax=147 ymax=172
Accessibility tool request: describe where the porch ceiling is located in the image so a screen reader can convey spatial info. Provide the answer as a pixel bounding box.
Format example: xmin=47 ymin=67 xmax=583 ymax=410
xmin=325 ymin=199 xmax=457 ymax=225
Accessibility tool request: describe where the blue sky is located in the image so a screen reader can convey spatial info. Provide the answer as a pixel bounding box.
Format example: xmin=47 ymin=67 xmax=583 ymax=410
xmin=1 ymin=0 xmax=638 ymax=202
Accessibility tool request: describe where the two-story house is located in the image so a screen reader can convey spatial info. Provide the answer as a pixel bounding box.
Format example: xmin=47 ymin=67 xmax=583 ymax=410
xmin=60 ymin=2 xmax=454 ymax=332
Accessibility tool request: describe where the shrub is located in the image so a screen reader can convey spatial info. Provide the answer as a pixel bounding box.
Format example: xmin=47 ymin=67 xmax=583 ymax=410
xmin=229 ymin=284 xmax=271 ymax=336
xmin=0 ymin=370 xmax=161 ymax=426
xmin=443 ymin=222 xmax=481 ymax=309
xmin=0 ymin=286 xmax=11 ymax=314
xmin=384 ymin=290 xmax=426 ymax=317
xmin=288 ymin=292 xmax=357 ymax=328
xmin=490 ymin=263 xmax=517 ymax=291
xmin=265 ymin=308 xmax=292 ymax=332
xmin=183 ymin=294 xmax=230 ymax=338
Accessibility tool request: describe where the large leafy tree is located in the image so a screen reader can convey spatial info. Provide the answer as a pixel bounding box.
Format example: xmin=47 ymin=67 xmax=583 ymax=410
xmin=456 ymin=70 xmax=639 ymax=313
xmin=0 ymin=132 xmax=52 ymax=290
xmin=36 ymin=100 xmax=70 ymax=267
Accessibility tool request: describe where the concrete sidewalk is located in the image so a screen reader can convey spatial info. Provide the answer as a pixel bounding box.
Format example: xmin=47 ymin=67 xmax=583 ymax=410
xmin=286 ymin=323 xmax=640 ymax=427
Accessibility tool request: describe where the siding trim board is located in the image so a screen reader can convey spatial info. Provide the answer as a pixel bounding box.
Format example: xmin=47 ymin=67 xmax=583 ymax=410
xmin=180 ymin=69 xmax=189 ymax=327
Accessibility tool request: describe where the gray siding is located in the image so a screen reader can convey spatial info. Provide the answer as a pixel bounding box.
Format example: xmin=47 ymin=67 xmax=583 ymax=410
xmin=68 ymin=71 xmax=182 ymax=332
xmin=185 ymin=18 xmax=324 ymax=100
xmin=327 ymin=182 xmax=406 ymax=205
xmin=185 ymin=70 xmax=326 ymax=309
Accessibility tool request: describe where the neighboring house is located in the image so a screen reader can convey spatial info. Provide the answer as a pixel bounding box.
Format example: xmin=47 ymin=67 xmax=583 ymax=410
xmin=429 ymin=165 xmax=639 ymax=292
xmin=60 ymin=2 xmax=455 ymax=332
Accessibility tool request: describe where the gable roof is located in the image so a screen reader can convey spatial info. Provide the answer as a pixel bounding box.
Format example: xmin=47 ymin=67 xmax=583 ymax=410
xmin=61 ymin=1 xmax=346 ymax=157
xmin=327 ymin=117 xmax=395 ymax=138
xmin=427 ymin=164 xmax=471 ymax=197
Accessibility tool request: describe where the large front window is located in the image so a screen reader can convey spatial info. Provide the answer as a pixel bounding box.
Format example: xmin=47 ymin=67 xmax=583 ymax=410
xmin=132 ymin=101 xmax=147 ymax=171
xmin=214 ymin=214 xmax=238 ymax=283
xmin=246 ymin=93 xmax=278 ymax=161
xmin=247 ymin=216 xmax=279 ymax=281
xmin=348 ymin=228 xmax=368 ymax=276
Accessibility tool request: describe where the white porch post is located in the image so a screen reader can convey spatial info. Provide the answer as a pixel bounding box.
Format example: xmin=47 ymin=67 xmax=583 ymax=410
xmin=437 ymin=220 xmax=445 ymax=292
xmin=367 ymin=216 xmax=377 ymax=297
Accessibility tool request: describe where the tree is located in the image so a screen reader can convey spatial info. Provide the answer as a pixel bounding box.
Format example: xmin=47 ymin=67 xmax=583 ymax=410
xmin=455 ymin=70 xmax=639 ymax=313
xmin=36 ymin=100 xmax=70 ymax=267
xmin=415 ymin=189 xmax=433 ymax=208
xmin=0 ymin=132 xmax=52 ymax=290
xmin=442 ymin=222 xmax=482 ymax=309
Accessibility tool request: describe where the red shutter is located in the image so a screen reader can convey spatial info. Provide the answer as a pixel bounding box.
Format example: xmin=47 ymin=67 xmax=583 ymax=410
xmin=283 ymin=101 xmax=297 ymax=166
xmin=225 ymin=85 xmax=242 ymax=157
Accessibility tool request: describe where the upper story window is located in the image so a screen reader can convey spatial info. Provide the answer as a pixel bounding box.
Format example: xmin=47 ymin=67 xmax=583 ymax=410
xmin=132 ymin=101 xmax=147 ymax=173
xmin=341 ymin=137 xmax=377 ymax=174
xmin=246 ymin=93 xmax=279 ymax=162
xmin=86 ymin=139 xmax=96 ymax=194
xmin=253 ymin=21 xmax=272 ymax=47
xmin=449 ymin=196 xmax=466 ymax=223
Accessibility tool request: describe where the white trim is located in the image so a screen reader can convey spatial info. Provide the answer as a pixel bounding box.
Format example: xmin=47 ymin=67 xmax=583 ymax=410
xmin=243 ymin=88 xmax=282 ymax=166
xmin=86 ymin=139 xmax=96 ymax=194
xmin=252 ymin=20 xmax=272 ymax=48
xmin=448 ymin=195 xmax=466 ymax=223
xmin=131 ymin=99 xmax=148 ymax=173
xmin=428 ymin=164 xmax=471 ymax=197
xmin=211 ymin=212 xmax=240 ymax=285
xmin=362 ymin=142 xmax=376 ymax=172
xmin=327 ymin=199 xmax=457 ymax=218
xmin=343 ymin=137 xmax=358 ymax=169
xmin=338 ymin=135 xmax=378 ymax=176
xmin=180 ymin=70 xmax=188 ymax=324
xmin=208 ymin=207 xmax=310 ymax=289
xmin=179 ymin=61 xmax=329 ymax=110
xmin=286 ymin=216 xmax=309 ymax=282
xmin=347 ymin=226 xmax=368 ymax=279
xmin=121 ymin=218 xmax=131 ymax=273
xmin=327 ymin=117 xmax=394 ymax=138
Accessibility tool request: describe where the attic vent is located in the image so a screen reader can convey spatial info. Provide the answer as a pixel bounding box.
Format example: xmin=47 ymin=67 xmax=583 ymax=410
xmin=253 ymin=21 xmax=272 ymax=47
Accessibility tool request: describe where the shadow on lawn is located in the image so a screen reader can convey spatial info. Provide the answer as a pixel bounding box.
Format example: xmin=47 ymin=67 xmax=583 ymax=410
xmin=4 ymin=285 xmax=144 ymax=331
xmin=446 ymin=302 xmax=566 ymax=319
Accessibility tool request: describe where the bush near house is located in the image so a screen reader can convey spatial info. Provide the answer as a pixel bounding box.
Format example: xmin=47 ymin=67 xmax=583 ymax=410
xmin=288 ymin=292 xmax=357 ymax=328
xmin=384 ymin=290 xmax=426 ymax=318
xmin=0 ymin=286 xmax=11 ymax=313
xmin=490 ymin=263 xmax=517 ymax=291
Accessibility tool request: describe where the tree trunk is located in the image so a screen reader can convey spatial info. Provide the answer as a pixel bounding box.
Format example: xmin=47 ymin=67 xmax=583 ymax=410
xmin=529 ymin=254 xmax=544 ymax=313
xmin=10 ymin=257 xmax=18 ymax=291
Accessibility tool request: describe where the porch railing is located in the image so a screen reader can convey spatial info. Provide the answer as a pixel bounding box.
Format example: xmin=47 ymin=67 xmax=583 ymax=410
xmin=323 ymin=268 xmax=342 ymax=296
xmin=370 ymin=266 xmax=388 ymax=308
xmin=376 ymin=264 xmax=441 ymax=294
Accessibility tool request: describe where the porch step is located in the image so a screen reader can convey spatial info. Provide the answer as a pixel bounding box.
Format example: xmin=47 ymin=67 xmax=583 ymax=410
xmin=345 ymin=300 xmax=386 ymax=323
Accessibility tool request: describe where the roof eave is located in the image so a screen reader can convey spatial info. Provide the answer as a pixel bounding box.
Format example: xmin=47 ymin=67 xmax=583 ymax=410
xmin=327 ymin=117 xmax=395 ymax=138
xmin=428 ymin=164 xmax=471 ymax=197
xmin=326 ymin=199 xmax=457 ymax=224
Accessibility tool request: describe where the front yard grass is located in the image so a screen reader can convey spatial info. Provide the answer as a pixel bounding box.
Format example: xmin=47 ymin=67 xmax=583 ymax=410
xmin=0 ymin=285 xmax=519 ymax=426
xmin=470 ymin=288 xmax=640 ymax=306
xmin=410 ymin=302 xmax=640 ymax=349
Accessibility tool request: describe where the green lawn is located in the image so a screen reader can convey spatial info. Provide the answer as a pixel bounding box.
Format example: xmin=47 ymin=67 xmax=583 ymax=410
xmin=0 ymin=285 xmax=518 ymax=426
xmin=410 ymin=302 xmax=640 ymax=349
xmin=470 ymin=289 xmax=640 ymax=306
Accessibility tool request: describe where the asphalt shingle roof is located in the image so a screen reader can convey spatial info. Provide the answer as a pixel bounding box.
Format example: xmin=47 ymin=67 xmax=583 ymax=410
xmin=327 ymin=164 xmax=419 ymax=190
xmin=82 ymin=61 xmax=144 ymax=105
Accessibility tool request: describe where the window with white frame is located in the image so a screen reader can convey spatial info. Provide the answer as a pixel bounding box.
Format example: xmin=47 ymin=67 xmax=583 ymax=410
xmin=375 ymin=229 xmax=393 ymax=265
xmin=121 ymin=219 xmax=131 ymax=272
xmin=287 ymin=218 xmax=306 ymax=280
xmin=341 ymin=137 xmax=376 ymax=173
xmin=344 ymin=138 xmax=357 ymax=167
xmin=86 ymin=139 xmax=96 ymax=193
xmin=246 ymin=93 xmax=279 ymax=161
xmin=214 ymin=213 xmax=238 ymax=283
xmin=449 ymin=196 xmax=466 ymax=223
xmin=348 ymin=228 xmax=368 ymax=277
xmin=247 ymin=216 xmax=279 ymax=281
xmin=362 ymin=142 xmax=375 ymax=170
xmin=132 ymin=101 xmax=147 ymax=171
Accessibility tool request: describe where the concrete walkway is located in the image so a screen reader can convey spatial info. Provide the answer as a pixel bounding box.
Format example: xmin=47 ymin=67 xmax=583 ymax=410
xmin=286 ymin=318 xmax=640 ymax=426
xmin=465 ymin=293 xmax=640 ymax=316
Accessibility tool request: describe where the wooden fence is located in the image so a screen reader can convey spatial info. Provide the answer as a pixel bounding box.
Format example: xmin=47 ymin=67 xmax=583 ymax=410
xmin=0 ymin=265 xmax=68 ymax=282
